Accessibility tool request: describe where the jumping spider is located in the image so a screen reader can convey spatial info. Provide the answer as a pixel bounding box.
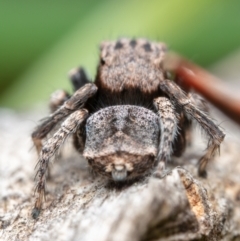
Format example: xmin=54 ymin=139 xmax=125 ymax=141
xmin=31 ymin=38 xmax=225 ymax=218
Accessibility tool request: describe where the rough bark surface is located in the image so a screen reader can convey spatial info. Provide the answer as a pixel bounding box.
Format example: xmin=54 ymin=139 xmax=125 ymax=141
xmin=0 ymin=108 xmax=240 ymax=241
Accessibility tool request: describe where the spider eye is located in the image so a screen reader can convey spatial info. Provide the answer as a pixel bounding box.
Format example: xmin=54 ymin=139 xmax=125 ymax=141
xmin=100 ymin=58 xmax=106 ymax=65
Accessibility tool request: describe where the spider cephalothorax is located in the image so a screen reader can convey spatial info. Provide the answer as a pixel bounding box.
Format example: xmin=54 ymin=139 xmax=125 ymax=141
xmin=31 ymin=38 xmax=225 ymax=218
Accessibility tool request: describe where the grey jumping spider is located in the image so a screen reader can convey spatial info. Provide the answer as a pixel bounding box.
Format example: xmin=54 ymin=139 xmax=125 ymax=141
xmin=31 ymin=38 xmax=225 ymax=218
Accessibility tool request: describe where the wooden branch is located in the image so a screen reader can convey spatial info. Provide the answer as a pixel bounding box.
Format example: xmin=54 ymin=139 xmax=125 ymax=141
xmin=0 ymin=109 xmax=240 ymax=241
xmin=163 ymin=52 xmax=240 ymax=125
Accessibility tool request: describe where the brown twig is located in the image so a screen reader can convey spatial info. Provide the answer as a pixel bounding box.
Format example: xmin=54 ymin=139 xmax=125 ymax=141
xmin=164 ymin=53 xmax=240 ymax=125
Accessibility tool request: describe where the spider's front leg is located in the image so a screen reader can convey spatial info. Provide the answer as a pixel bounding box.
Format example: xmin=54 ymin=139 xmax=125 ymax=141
xmin=160 ymin=79 xmax=225 ymax=177
xmin=32 ymin=109 xmax=88 ymax=219
xmin=32 ymin=83 xmax=97 ymax=154
xmin=153 ymin=97 xmax=178 ymax=177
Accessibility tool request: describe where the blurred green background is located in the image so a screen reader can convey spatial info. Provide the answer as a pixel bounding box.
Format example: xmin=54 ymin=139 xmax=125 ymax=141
xmin=1 ymin=0 xmax=240 ymax=109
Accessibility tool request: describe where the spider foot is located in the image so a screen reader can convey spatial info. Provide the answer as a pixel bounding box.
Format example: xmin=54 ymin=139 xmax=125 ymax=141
xmin=32 ymin=207 xmax=41 ymax=220
xmin=152 ymin=161 xmax=167 ymax=179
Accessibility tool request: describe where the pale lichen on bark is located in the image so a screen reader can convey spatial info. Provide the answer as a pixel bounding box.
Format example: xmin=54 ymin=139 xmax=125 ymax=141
xmin=0 ymin=108 xmax=240 ymax=241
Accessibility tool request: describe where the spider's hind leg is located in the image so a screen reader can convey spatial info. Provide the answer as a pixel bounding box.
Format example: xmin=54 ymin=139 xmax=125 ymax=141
xmin=49 ymin=90 xmax=70 ymax=113
xmin=69 ymin=67 xmax=91 ymax=92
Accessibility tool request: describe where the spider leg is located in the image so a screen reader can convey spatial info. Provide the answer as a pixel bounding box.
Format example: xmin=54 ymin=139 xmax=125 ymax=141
xmin=172 ymin=111 xmax=191 ymax=157
xmin=32 ymin=90 xmax=70 ymax=154
xmin=69 ymin=67 xmax=91 ymax=91
xmin=49 ymin=89 xmax=70 ymax=113
xmin=153 ymin=97 xmax=178 ymax=176
xmin=32 ymin=109 xmax=88 ymax=219
xmin=172 ymin=93 xmax=207 ymax=156
xmin=160 ymin=79 xmax=225 ymax=177
xmin=32 ymin=83 xmax=97 ymax=154
xmin=49 ymin=67 xmax=91 ymax=112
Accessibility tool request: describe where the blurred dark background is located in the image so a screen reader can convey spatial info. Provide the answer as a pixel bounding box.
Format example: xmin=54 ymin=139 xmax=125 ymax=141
xmin=1 ymin=0 xmax=240 ymax=109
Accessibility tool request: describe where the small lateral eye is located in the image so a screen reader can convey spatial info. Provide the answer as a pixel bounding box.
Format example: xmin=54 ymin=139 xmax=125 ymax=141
xmin=100 ymin=58 xmax=106 ymax=65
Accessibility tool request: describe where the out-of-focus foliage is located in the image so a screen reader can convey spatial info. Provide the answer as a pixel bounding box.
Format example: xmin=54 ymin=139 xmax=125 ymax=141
xmin=1 ymin=0 xmax=240 ymax=109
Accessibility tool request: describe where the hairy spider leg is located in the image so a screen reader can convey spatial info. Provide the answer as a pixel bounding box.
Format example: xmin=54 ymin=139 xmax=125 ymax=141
xmin=31 ymin=83 xmax=97 ymax=154
xmin=153 ymin=97 xmax=178 ymax=176
xmin=160 ymin=79 xmax=225 ymax=177
xmin=68 ymin=67 xmax=91 ymax=92
xmin=32 ymin=109 xmax=88 ymax=219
